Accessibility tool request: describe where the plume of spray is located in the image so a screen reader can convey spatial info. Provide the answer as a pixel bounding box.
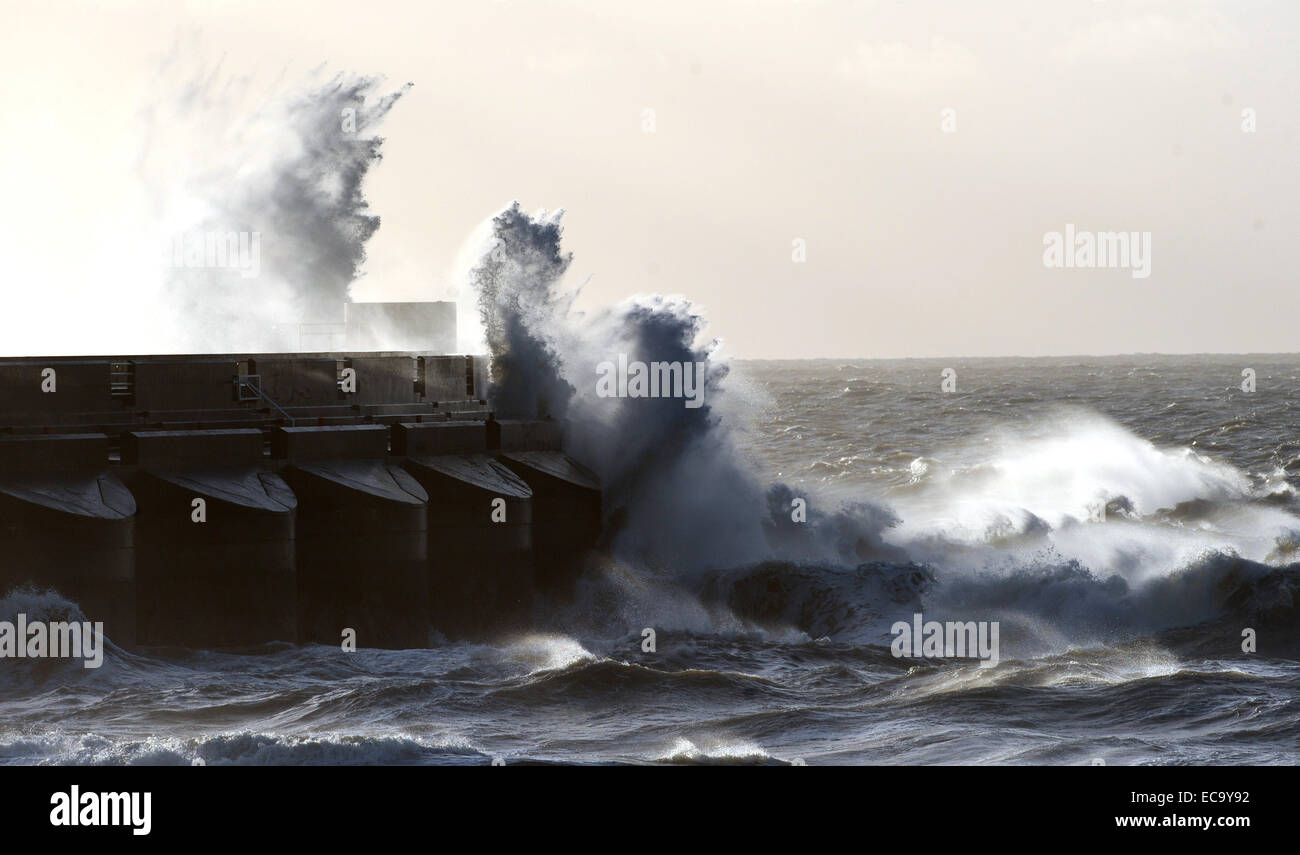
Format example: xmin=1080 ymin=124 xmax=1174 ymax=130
xmin=469 ymin=204 xmax=576 ymax=420
xmin=463 ymin=213 xmax=1300 ymax=647
xmin=138 ymin=56 xmax=410 ymax=351
xmin=464 ymin=203 xmax=903 ymax=573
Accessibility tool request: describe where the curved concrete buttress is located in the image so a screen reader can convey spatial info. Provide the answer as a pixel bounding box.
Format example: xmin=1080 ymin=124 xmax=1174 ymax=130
xmin=131 ymin=466 xmax=297 ymax=648
xmin=404 ymin=454 xmax=534 ymax=639
xmin=0 ymin=435 xmax=137 ymax=648
xmin=499 ymin=451 xmax=602 ymax=595
xmin=284 ymin=458 xmax=430 ymax=649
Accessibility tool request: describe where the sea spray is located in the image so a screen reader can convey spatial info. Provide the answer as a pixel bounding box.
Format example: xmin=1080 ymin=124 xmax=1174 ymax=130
xmin=139 ymin=60 xmax=410 ymax=351
xmin=467 ymin=203 xmax=576 ymax=420
xmin=463 ymin=202 xmax=901 ymax=573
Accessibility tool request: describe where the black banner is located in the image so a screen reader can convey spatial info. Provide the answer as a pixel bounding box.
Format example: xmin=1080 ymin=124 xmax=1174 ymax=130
xmin=2 ymin=764 xmax=1286 ymax=843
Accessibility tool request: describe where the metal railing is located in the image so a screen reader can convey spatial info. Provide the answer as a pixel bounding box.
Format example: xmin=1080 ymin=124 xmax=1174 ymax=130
xmin=234 ymin=374 xmax=295 ymax=426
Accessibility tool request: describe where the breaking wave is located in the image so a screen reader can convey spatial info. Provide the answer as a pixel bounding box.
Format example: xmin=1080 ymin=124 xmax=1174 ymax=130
xmin=463 ymin=204 xmax=1300 ymax=663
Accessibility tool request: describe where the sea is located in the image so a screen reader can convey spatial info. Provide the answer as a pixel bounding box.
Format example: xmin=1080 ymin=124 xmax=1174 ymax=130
xmin=1 ymin=355 xmax=1297 ymax=765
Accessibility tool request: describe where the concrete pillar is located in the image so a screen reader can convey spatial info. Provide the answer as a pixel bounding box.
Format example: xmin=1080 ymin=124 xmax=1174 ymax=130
xmin=0 ymin=433 xmax=136 ymax=648
xmin=125 ymin=429 xmax=296 ymax=647
xmin=276 ymin=425 xmax=430 ymax=649
xmin=398 ymin=421 xmax=534 ymax=638
xmin=499 ymin=448 xmax=602 ymax=595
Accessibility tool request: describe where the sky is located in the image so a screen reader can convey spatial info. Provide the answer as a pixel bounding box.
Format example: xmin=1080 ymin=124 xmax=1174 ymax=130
xmin=0 ymin=0 xmax=1296 ymax=358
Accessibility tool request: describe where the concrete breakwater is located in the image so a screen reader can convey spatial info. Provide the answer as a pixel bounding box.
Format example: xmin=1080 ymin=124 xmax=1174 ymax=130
xmin=0 ymin=353 xmax=601 ymax=649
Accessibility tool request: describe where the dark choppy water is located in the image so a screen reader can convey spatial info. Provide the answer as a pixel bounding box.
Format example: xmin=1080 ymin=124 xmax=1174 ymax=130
xmin=2 ymin=355 xmax=1297 ymax=765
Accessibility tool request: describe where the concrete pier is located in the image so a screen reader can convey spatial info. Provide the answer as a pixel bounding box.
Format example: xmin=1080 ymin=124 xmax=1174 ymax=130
xmin=0 ymin=352 xmax=602 ymax=649
xmin=499 ymin=451 xmax=602 ymax=594
xmin=0 ymin=360 xmax=115 ymax=428
xmin=399 ymin=422 xmax=534 ymax=638
xmin=248 ymin=357 xmax=339 ymax=406
xmin=0 ymin=434 xmax=136 ymax=646
xmin=489 ymin=420 xmax=602 ymax=594
xmin=126 ymin=429 xmax=296 ymax=647
xmin=277 ymin=425 xmax=430 ymax=649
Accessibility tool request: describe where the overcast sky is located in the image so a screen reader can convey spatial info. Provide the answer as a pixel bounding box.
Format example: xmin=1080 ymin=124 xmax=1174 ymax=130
xmin=1 ymin=0 xmax=1296 ymax=358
